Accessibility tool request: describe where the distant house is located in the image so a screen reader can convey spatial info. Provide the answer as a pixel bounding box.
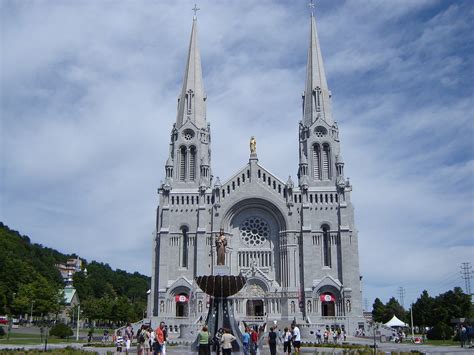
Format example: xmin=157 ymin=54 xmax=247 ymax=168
xmin=56 ymin=257 xmax=82 ymax=281
xmin=58 ymin=275 xmax=81 ymax=325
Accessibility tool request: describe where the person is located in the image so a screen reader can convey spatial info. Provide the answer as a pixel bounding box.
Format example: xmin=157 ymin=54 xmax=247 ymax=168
xmin=197 ymin=325 xmax=210 ymax=355
xmin=160 ymin=322 xmax=168 ymax=355
xmin=283 ymin=327 xmax=292 ymax=355
xmin=250 ymin=328 xmax=259 ymax=355
xmin=124 ymin=323 xmax=133 ymax=354
xmin=212 ymin=328 xmax=223 ymax=355
xmin=143 ymin=326 xmax=151 ymax=355
xmin=291 ymin=323 xmax=301 ymax=354
xmin=220 ymin=328 xmax=236 ymax=355
xmin=316 ymin=329 xmax=322 ymax=344
xmin=242 ymin=327 xmax=251 ymax=355
xmin=267 ymin=327 xmax=277 ymax=355
xmin=87 ymin=328 xmax=93 ymax=343
xmin=116 ymin=330 xmax=124 ymax=353
xmin=154 ymin=322 xmax=165 ymax=355
xmin=460 ymin=324 xmax=467 ymax=348
xmin=323 ymin=329 xmax=329 ymax=343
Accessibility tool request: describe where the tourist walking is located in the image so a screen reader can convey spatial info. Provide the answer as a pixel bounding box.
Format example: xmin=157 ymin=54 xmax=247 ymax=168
xmin=197 ymin=325 xmax=211 ymax=355
xmin=220 ymin=328 xmax=236 ymax=355
xmin=242 ymin=327 xmax=251 ymax=355
xmin=137 ymin=325 xmax=146 ymax=355
xmin=316 ymin=329 xmax=322 ymax=344
xmin=283 ymin=327 xmax=292 ymax=355
xmin=124 ymin=323 xmax=133 ymax=354
xmin=267 ymin=327 xmax=278 ymax=355
xmin=116 ymin=330 xmax=124 ymax=353
xmin=153 ymin=322 xmax=165 ymax=355
xmin=291 ymin=324 xmax=301 ymax=355
xmin=250 ymin=328 xmax=259 ymax=355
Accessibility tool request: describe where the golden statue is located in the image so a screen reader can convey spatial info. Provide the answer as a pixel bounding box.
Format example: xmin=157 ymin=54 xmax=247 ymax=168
xmin=215 ymin=230 xmax=227 ymax=266
xmin=250 ymin=136 xmax=257 ymax=154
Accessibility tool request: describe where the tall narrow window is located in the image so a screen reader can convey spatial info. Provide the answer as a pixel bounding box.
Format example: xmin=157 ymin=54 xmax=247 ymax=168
xmin=322 ymin=144 xmax=331 ymax=180
xmin=180 ymin=226 xmax=189 ymax=268
xmin=323 ymin=225 xmax=331 ymax=267
xmin=179 ymin=146 xmax=187 ymax=181
xmin=312 ymin=144 xmax=321 ymax=180
xmin=189 ymin=146 xmax=196 ymax=181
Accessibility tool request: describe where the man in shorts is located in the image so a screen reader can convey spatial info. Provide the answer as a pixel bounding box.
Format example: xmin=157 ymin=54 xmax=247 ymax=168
xmin=291 ymin=324 xmax=301 ymax=354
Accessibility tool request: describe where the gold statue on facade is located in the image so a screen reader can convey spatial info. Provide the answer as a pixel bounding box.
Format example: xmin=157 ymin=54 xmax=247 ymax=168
xmin=250 ymin=136 xmax=257 ymax=154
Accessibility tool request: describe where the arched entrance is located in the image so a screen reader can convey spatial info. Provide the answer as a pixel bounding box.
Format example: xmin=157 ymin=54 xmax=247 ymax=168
xmin=246 ymin=300 xmax=264 ymax=317
xmin=175 ymin=293 xmax=189 ymax=317
xmin=321 ymin=301 xmax=335 ymax=316
xmin=320 ymin=293 xmax=336 ymax=317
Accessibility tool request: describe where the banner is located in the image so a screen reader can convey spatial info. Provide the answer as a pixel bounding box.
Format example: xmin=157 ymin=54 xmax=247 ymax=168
xmin=320 ymin=293 xmax=336 ymax=302
xmin=175 ymin=295 xmax=189 ymax=303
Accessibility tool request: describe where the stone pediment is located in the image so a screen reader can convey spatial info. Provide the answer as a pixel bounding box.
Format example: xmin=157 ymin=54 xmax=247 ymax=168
xmin=167 ymin=276 xmax=193 ymax=292
xmin=312 ymin=275 xmax=343 ymax=292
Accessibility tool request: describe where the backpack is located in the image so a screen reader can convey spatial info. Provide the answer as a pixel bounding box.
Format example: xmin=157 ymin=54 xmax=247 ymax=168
xmin=138 ymin=330 xmax=145 ymax=343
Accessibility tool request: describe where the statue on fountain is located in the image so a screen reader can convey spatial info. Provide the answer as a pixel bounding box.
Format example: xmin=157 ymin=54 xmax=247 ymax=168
xmin=215 ymin=230 xmax=227 ymax=266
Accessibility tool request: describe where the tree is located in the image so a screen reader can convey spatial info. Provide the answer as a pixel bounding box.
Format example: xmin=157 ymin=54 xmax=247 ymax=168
xmin=372 ymin=298 xmax=386 ymax=322
xmin=412 ymin=290 xmax=434 ymax=327
xmin=385 ymin=297 xmax=407 ymax=323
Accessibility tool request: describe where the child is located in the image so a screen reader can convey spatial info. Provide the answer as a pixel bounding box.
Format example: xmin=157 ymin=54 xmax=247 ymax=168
xmin=116 ymin=330 xmax=124 ymax=353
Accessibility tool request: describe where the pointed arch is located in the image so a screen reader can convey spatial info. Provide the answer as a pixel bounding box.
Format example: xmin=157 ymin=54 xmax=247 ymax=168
xmin=179 ymin=146 xmax=187 ymax=181
xmin=322 ymin=224 xmax=331 ymax=267
xmin=312 ymin=143 xmax=321 ymax=180
xmin=322 ymin=143 xmax=331 ymax=180
xmin=189 ymin=146 xmax=196 ymax=181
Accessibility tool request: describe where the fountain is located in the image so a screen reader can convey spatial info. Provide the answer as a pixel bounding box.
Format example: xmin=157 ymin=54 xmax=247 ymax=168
xmin=194 ymin=230 xmax=246 ymax=351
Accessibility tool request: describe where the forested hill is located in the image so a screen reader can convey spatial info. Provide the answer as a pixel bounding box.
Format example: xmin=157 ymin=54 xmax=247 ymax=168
xmin=0 ymin=222 xmax=150 ymax=323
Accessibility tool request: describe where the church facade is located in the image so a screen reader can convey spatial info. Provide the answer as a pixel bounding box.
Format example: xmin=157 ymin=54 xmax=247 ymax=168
xmin=148 ymin=13 xmax=365 ymax=333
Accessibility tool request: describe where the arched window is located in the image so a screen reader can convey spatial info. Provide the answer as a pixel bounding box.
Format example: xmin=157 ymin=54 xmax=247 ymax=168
xmin=179 ymin=146 xmax=187 ymax=181
xmin=322 ymin=225 xmax=331 ymax=267
xmin=180 ymin=226 xmax=189 ymax=268
xmin=312 ymin=144 xmax=321 ymax=180
xmin=189 ymin=146 xmax=196 ymax=181
xmin=322 ymin=144 xmax=331 ymax=180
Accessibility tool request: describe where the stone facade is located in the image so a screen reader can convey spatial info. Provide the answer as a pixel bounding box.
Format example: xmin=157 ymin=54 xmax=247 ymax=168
xmin=148 ymin=14 xmax=366 ymax=334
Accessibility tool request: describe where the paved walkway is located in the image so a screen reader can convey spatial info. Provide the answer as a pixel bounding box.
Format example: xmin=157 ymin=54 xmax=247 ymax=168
xmin=1 ymin=342 xmax=473 ymax=354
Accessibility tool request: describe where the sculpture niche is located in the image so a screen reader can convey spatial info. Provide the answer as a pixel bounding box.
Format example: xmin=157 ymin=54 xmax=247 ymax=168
xmin=194 ymin=230 xmax=246 ymax=351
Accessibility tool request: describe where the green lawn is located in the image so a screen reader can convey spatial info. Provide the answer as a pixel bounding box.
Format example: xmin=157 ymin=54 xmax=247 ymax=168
xmin=424 ymin=339 xmax=460 ymax=346
xmin=0 ymin=332 xmax=88 ymax=345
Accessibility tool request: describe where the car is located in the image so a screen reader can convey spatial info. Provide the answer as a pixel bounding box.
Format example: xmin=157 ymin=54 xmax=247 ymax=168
xmin=0 ymin=316 xmax=9 ymax=325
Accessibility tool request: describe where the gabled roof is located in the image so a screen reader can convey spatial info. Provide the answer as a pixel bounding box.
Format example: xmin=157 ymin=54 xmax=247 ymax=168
xmin=63 ymin=287 xmax=77 ymax=305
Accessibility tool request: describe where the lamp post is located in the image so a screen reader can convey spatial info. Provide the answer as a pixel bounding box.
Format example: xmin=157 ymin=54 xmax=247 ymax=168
xmin=372 ymin=322 xmax=378 ymax=355
xmin=30 ymin=300 xmax=35 ymax=325
xmin=76 ymin=305 xmax=81 ymax=341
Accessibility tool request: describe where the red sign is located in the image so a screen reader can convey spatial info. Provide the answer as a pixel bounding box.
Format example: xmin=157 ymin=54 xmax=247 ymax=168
xmin=320 ymin=293 xmax=336 ymax=302
xmin=175 ymin=295 xmax=188 ymax=303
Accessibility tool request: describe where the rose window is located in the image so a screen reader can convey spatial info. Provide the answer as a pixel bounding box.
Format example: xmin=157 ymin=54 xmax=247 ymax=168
xmin=182 ymin=129 xmax=195 ymax=141
xmin=240 ymin=217 xmax=270 ymax=247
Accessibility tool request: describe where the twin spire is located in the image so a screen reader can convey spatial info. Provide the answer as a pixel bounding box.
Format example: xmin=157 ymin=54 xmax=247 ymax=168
xmin=176 ymin=17 xmax=207 ymax=129
xmin=175 ymin=11 xmax=331 ymax=128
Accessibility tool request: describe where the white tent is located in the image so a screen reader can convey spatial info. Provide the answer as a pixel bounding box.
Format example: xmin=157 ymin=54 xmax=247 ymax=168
xmin=384 ymin=315 xmax=408 ymax=327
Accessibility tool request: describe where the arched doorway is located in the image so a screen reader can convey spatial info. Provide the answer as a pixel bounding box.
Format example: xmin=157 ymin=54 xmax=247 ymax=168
xmin=320 ymin=293 xmax=336 ymax=317
xmin=175 ymin=293 xmax=189 ymax=317
xmin=321 ymin=301 xmax=335 ymax=316
xmin=246 ymin=300 xmax=264 ymax=317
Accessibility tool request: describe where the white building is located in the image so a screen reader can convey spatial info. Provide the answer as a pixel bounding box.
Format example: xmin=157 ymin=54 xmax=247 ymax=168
xmin=149 ymin=12 xmax=365 ymax=335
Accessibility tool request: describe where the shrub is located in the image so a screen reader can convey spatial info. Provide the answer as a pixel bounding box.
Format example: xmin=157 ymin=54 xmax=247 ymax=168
xmin=426 ymin=323 xmax=454 ymax=340
xmin=49 ymin=323 xmax=73 ymax=339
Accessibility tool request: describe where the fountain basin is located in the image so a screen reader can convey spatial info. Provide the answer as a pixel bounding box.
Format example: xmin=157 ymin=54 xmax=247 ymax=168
xmin=194 ymin=275 xmax=246 ymax=297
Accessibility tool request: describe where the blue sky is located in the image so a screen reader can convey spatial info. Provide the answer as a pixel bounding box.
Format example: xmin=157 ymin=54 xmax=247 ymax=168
xmin=1 ymin=0 xmax=473 ymax=308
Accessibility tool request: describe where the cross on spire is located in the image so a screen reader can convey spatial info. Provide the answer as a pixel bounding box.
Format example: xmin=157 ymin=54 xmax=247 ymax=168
xmin=192 ymin=4 xmax=200 ymax=19
xmin=308 ymin=0 xmax=315 ymax=16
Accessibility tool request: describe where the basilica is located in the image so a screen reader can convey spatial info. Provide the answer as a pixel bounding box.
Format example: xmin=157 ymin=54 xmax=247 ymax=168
xmin=148 ymin=11 xmax=365 ymax=335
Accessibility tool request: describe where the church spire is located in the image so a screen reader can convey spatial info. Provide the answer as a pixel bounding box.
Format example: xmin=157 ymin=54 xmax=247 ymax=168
xmin=302 ymin=13 xmax=333 ymax=126
xmin=176 ymin=17 xmax=207 ymax=129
